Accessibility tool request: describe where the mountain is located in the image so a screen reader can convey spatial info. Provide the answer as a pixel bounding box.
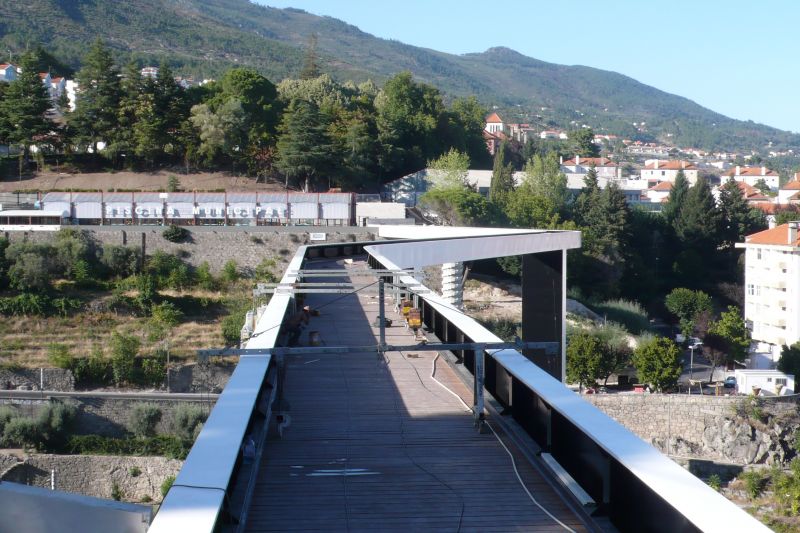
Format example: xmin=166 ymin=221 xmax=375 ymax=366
xmin=1 ymin=0 xmax=798 ymax=153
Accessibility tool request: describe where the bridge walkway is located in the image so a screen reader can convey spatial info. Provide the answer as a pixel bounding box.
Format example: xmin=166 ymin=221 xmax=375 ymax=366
xmin=244 ymin=258 xmax=585 ymax=532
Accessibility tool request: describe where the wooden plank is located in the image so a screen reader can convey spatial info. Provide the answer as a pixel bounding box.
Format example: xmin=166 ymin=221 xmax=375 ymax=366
xmin=244 ymin=259 xmax=585 ymax=532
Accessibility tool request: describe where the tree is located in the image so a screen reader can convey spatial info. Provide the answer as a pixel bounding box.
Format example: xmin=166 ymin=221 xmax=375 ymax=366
xmin=673 ymin=177 xmax=720 ymax=249
xmin=566 ymin=331 xmax=603 ymax=390
xmin=0 ymin=52 xmax=51 ymax=164
xmin=489 ymin=141 xmax=515 ymax=204
xmin=702 ymin=332 xmax=729 ymax=383
xmin=216 ymin=67 xmax=278 ymax=145
xmin=110 ymin=332 xmax=140 ymax=386
xmin=632 ymin=336 xmax=682 ymax=392
xmin=521 ymin=152 xmax=568 ymax=214
xmin=448 ymin=96 xmax=490 ymax=169
xmin=189 ymin=100 xmax=247 ymax=165
xmin=572 ymin=166 xmax=600 ymax=226
xmin=419 ymin=186 xmax=497 ymax=227
xmin=778 ymin=343 xmax=800 ymax=379
xmin=427 ymin=148 xmax=470 ymax=190
xmin=274 ymin=98 xmax=334 ymax=191
xmin=70 ymin=39 xmax=121 ymax=154
xmin=708 ymin=306 xmax=750 ymax=363
xmin=662 ymin=170 xmax=689 ymax=225
xmin=717 ymin=179 xmax=766 ymax=254
xmin=567 ymin=127 xmax=599 ymax=157
xmin=665 ymin=288 xmax=713 ymax=340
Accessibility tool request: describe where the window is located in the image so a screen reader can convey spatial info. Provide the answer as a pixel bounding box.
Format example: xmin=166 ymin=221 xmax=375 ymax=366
xmin=757 ymin=248 xmax=762 ymax=260
xmin=747 ymin=284 xmax=760 ymax=297
xmin=777 ymin=378 xmax=788 ymax=387
xmin=767 ymin=377 xmax=772 ymax=382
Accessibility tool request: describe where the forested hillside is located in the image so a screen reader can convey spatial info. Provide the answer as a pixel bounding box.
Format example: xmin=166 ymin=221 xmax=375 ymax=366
xmin=1 ymin=0 xmax=799 ymax=152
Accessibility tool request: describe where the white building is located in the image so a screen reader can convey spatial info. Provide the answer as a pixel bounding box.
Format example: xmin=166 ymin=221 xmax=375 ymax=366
xmin=560 ymin=156 xmax=621 ymax=181
xmin=645 ymin=181 xmax=672 ymax=203
xmin=640 ymin=160 xmax=699 ymax=185
xmin=736 ymin=222 xmax=800 ymax=365
xmin=722 ymin=165 xmax=780 ymax=191
xmin=484 ymin=112 xmax=504 ymax=134
xmin=141 ymin=66 xmax=159 ymax=79
xmin=65 ymin=80 xmax=78 ymax=111
xmin=734 ymin=369 xmax=794 ymax=395
xmin=777 ymin=174 xmax=800 ymax=204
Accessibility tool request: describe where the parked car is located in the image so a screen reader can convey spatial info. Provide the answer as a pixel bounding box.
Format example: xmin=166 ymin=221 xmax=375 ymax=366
xmin=723 ymin=376 xmax=736 ymax=389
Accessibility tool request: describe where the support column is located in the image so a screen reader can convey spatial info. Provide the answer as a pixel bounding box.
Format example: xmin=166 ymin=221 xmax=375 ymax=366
xmin=441 ymin=261 xmax=464 ymax=309
xmin=521 ymin=250 xmax=565 ymax=381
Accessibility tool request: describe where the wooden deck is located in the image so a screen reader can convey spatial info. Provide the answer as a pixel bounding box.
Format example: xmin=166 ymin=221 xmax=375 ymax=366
xmin=245 ymin=259 xmax=585 ymax=532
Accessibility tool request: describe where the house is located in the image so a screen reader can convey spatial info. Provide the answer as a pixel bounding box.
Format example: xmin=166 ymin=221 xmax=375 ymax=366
xmin=560 ymin=156 xmax=621 ymax=181
xmin=484 ymin=112 xmax=505 ymax=134
xmin=50 ymin=76 xmax=66 ymax=99
xmin=778 ymin=174 xmax=800 ymax=204
xmin=540 ymin=130 xmax=568 ymax=140
xmin=483 ymin=129 xmax=507 ymax=156
xmin=0 ymin=63 xmax=18 ymax=83
xmin=141 ymin=66 xmax=159 ymax=79
xmin=640 ymin=160 xmax=699 ymax=185
xmin=733 ymin=181 xmax=771 ymax=204
xmin=646 ymin=180 xmax=673 ymax=203
xmin=722 ymin=165 xmax=780 ymax=191
xmin=736 ymin=222 xmax=800 ymax=365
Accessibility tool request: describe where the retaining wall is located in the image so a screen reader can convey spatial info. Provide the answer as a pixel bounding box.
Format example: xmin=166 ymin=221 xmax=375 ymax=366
xmin=584 ymin=393 xmax=800 ymax=465
xmin=1 ymin=454 xmax=181 ymax=503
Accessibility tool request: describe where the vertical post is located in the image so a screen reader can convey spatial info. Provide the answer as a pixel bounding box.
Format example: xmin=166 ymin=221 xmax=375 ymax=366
xmin=50 ymin=468 xmax=55 ymax=490
xmin=378 ymin=278 xmax=386 ymax=347
xmin=473 ymin=343 xmax=485 ymax=430
xmin=521 ymin=251 xmax=564 ymax=381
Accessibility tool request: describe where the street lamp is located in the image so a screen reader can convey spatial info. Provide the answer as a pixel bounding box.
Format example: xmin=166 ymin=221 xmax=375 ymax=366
xmin=689 ymin=341 xmax=702 ymax=380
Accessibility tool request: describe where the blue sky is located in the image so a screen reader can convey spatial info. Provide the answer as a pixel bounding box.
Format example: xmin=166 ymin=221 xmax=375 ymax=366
xmin=257 ymin=0 xmax=800 ymax=132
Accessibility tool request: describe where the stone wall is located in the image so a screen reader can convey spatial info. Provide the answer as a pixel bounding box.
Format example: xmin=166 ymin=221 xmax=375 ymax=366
xmin=0 ymin=396 xmax=216 ymax=437
xmin=0 ymin=368 xmax=75 ymax=391
xmin=584 ymin=393 xmax=800 ymax=465
xmin=4 ymin=226 xmax=376 ymax=273
xmin=167 ymin=362 xmax=234 ymax=394
xmin=1 ymin=454 xmax=181 ymax=503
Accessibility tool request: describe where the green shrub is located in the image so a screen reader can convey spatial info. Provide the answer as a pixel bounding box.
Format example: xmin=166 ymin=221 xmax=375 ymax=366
xmin=51 ymin=297 xmax=82 ymax=317
xmin=172 ymin=404 xmax=207 ymax=441
xmin=141 ymin=351 xmax=167 ymax=388
xmin=0 ymin=406 xmax=16 ymax=434
xmin=100 ymin=245 xmax=141 ymax=278
xmin=162 ymin=225 xmax=188 ymax=243
xmin=167 ymin=175 xmax=181 ymax=192
xmin=161 ymin=475 xmax=176 ymax=498
xmin=195 ymin=262 xmax=216 ymax=291
xmin=221 ymin=311 xmax=245 ymax=346
xmin=47 ymin=343 xmax=74 ymax=369
xmin=589 ymin=299 xmax=650 ymax=335
xmin=129 ymin=466 xmax=141 ymax=477
xmin=221 ymin=259 xmax=239 ymax=284
xmin=66 ymin=435 xmax=191 ymax=460
xmin=135 ymin=274 xmax=158 ymax=313
xmin=111 ymin=481 xmax=123 ymax=501
xmin=128 ymin=404 xmax=162 ymax=438
xmin=255 ymin=258 xmax=277 ymax=282
xmin=707 ymin=474 xmax=722 ymax=491
xmin=111 ymin=332 xmax=140 ymax=386
xmin=740 ymin=470 xmax=767 ymax=500
xmin=478 ymin=317 xmax=519 ymax=341
xmin=0 ymin=293 xmax=54 ymax=316
xmin=72 ymin=346 xmax=111 ymax=387
xmin=140 ymin=495 xmax=152 ymax=503
xmin=2 ymin=417 xmax=39 ymax=448
xmin=36 ymin=401 xmax=77 ymax=450
xmin=146 ymin=251 xmax=192 ymax=290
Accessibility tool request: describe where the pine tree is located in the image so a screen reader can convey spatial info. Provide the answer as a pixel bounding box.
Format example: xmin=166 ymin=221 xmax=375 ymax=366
xmin=70 ymin=39 xmax=121 ymax=155
xmin=109 ymin=62 xmax=143 ymax=161
xmin=0 ymin=52 xmax=51 ymax=163
xmin=673 ymin=177 xmax=720 ymax=248
xmin=573 ymin=165 xmax=600 ymax=226
xmin=275 ymin=98 xmax=333 ymax=191
xmin=662 ymin=169 xmax=689 ymax=225
xmin=489 ymin=141 xmax=515 ymax=204
xmin=717 ymin=179 xmax=766 ymax=252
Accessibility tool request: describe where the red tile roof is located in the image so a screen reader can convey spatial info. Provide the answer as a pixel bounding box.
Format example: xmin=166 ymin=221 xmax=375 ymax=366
xmin=752 ymin=203 xmax=778 ymax=214
xmin=561 ymin=157 xmax=617 ymax=167
xmin=644 ymin=160 xmax=697 ymax=170
xmin=650 ymin=181 xmax=673 ymax=191
xmin=725 ymin=166 xmax=778 ymax=177
xmin=782 ymin=177 xmax=800 ymax=190
xmin=735 ymin=181 xmax=769 ymax=201
xmin=485 ymin=112 xmax=503 ymax=124
xmin=745 ymin=223 xmax=800 ymax=246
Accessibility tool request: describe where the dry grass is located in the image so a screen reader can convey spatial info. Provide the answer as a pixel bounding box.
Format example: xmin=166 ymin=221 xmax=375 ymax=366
xmin=0 ymin=286 xmax=248 ymax=368
xmin=0 ymin=169 xmax=290 ymax=192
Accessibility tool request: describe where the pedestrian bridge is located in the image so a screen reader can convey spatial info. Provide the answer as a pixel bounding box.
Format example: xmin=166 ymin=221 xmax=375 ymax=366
xmin=148 ymin=227 xmax=768 ymax=533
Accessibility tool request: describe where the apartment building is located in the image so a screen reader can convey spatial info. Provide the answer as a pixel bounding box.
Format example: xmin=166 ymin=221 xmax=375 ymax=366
xmin=737 ymin=222 xmax=800 ymax=365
